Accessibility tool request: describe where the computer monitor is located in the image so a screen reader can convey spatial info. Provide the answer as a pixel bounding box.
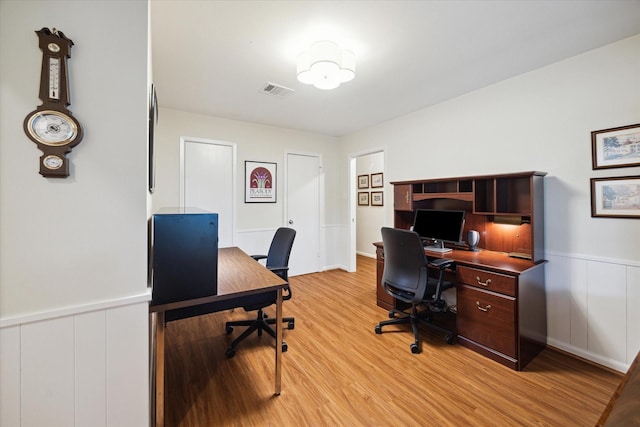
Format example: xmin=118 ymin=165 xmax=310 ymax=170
xmin=412 ymin=209 xmax=466 ymax=253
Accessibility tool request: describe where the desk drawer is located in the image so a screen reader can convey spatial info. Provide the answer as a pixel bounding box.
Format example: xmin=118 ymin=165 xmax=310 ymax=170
xmin=458 ymin=265 xmax=516 ymax=297
xmin=457 ymin=285 xmax=516 ymax=358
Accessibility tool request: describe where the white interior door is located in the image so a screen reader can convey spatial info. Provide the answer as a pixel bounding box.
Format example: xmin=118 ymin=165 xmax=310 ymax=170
xmin=286 ymin=153 xmax=321 ymax=276
xmin=180 ymin=137 xmax=236 ymax=248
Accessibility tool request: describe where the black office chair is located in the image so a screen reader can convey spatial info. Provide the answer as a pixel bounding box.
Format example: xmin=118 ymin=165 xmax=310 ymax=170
xmin=224 ymin=227 xmax=296 ymax=358
xmin=374 ymin=227 xmax=455 ymax=354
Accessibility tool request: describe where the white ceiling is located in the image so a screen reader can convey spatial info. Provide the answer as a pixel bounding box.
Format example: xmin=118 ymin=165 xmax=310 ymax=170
xmin=151 ymin=0 xmax=640 ymax=137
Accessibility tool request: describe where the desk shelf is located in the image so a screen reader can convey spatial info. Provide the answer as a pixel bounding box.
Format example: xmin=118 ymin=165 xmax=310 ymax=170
xmin=392 ymin=171 xmax=546 ymax=262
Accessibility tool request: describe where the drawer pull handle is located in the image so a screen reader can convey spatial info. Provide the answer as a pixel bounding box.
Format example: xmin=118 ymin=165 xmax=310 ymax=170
xmin=476 ymin=276 xmax=492 ymax=287
xmin=476 ymin=301 xmax=492 ymax=312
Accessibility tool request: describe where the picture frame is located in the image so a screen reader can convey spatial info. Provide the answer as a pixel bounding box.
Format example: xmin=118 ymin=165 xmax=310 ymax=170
xmin=148 ymin=84 xmax=158 ymax=193
xmin=371 ymin=191 xmax=384 ymax=206
xmin=245 ymin=161 xmax=277 ymax=203
xmin=358 ymin=174 xmax=369 ymax=189
xmin=591 ymin=123 xmax=640 ymax=170
xmin=371 ymin=172 xmax=384 ymax=188
xmin=591 ymin=176 xmax=640 ymax=218
xmin=358 ymin=192 xmax=369 ymax=206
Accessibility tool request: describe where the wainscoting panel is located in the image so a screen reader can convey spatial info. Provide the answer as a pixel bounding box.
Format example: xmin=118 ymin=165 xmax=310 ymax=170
xmin=106 ymin=303 xmax=149 ymax=427
xmin=0 ymin=294 xmax=149 ymax=427
xmin=22 ymin=316 xmax=75 ymax=426
xmin=76 ymin=310 xmax=107 ymax=427
xmin=587 ymin=261 xmax=627 ymax=366
xmin=546 ymin=252 xmax=640 ymax=372
xmin=628 ymin=266 xmax=640 ymax=363
xmin=235 ymin=225 xmax=349 ymax=273
xmin=322 ymin=224 xmax=348 ymax=271
xmin=0 ymin=325 xmax=21 ymax=426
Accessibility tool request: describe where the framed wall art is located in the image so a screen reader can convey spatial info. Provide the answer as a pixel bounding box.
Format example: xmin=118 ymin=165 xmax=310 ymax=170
xmin=358 ymin=192 xmax=369 ymax=206
xmin=371 ymin=191 xmax=384 ymax=206
xmin=148 ymin=84 xmax=158 ymax=193
xmin=591 ymin=123 xmax=640 ymax=170
xmin=245 ymin=161 xmax=277 ymax=203
xmin=591 ymin=176 xmax=640 ymax=218
xmin=358 ymin=174 xmax=369 ymax=189
xmin=371 ymin=172 xmax=384 ymax=188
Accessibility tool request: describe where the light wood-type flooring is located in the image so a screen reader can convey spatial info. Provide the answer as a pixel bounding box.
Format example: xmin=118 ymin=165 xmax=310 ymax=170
xmin=164 ymin=255 xmax=622 ymax=426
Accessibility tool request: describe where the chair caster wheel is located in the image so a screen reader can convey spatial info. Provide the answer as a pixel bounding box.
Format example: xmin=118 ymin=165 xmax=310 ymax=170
xmin=282 ymin=341 xmax=288 ymax=352
xmin=445 ymin=334 xmax=454 ymax=344
xmin=410 ymin=343 xmax=420 ymax=354
xmin=388 ymin=310 xmax=395 ymax=318
xmin=288 ymin=321 xmax=295 ymax=330
xmin=226 ymin=347 xmax=236 ymax=358
xmin=374 ymin=325 xmax=382 ymax=334
xmin=225 ymin=326 xmax=233 ymax=335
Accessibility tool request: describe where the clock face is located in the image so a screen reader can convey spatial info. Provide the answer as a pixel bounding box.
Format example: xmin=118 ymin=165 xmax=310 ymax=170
xmin=43 ymin=155 xmax=63 ymax=170
xmin=26 ymin=110 xmax=78 ymax=146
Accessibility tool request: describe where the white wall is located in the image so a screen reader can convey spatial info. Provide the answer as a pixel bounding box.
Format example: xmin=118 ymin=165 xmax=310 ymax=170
xmin=0 ymin=1 xmax=150 ymax=425
xmin=152 ymin=107 xmax=345 ymax=266
xmin=340 ymin=35 xmax=640 ymax=371
xmin=356 ymin=151 xmax=385 ymax=257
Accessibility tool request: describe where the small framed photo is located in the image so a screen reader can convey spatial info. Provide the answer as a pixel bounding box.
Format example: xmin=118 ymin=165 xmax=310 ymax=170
xmin=591 ymin=124 xmax=640 ymax=169
xmin=371 ymin=172 xmax=384 ymax=188
xmin=591 ymin=176 xmax=640 ymax=218
xmin=358 ymin=174 xmax=369 ymax=189
xmin=358 ymin=192 xmax=369 ymax=206
xmin=371 ymin=191 xmax=384 ymax=206
xmin=245 ymin=161 xmax=277 ymax=203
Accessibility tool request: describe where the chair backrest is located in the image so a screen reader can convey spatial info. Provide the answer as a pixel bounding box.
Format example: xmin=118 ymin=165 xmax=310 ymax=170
xmin=380 ymin=227 xmax=429 ymax=304
xmin=265 ymin=227 xmax=296 ymax=280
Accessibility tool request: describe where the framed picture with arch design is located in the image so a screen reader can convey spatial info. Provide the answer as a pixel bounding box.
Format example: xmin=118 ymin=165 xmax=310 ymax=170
xmin=245 ymin=161 xmax=277 ymax=203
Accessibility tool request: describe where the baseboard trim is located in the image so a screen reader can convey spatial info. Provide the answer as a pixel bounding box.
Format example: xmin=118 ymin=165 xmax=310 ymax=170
xmin=546 ymin=339 xmax=629 ymax=373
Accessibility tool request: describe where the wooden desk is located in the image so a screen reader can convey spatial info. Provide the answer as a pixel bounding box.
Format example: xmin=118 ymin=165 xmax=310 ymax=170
xmin=149 ymin=247 xmax=288 ymax=427
xmin=374 ymin=243 xmax=547 ymax=371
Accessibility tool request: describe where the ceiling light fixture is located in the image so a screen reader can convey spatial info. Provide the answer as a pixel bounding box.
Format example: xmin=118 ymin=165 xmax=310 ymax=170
xmin=296 ymin=41 xmax=355 ymax=90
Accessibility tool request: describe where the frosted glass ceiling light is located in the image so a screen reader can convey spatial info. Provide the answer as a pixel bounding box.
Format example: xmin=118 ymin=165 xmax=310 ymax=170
xmin=297 ymin=41 xmax=355 ymax=90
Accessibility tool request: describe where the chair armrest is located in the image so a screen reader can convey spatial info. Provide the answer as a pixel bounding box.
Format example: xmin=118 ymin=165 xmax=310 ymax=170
xmin=267 ymin=266 xmax=291 ymax=299
xmin=251 ymin=254 xmax=268 ymax=261
xmin=267 ymin=266 xmax=289 ymax=276
xmin=428 ymin=258 xmax=455 ymax=270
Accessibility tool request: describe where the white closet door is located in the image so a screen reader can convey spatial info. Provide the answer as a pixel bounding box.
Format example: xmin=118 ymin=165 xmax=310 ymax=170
xmin=286 ymin=152 xmax=321 ymax=276
xmin=182 ymin=138 xmax=235 ymax=248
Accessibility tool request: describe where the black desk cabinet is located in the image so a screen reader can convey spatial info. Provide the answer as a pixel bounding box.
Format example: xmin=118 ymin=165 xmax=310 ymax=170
xmin=151 ymin=208 xmax=218 ymax=307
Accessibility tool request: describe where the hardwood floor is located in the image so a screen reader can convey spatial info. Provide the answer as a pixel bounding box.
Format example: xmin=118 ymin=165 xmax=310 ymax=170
xmin=164 ymin=255 xmax=622 ymax=426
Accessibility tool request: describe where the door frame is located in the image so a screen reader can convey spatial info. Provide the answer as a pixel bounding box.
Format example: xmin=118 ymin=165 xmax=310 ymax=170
xmin=179 ymin=136 xmax=237 ymax=246
xmin=284 ymin=150 xmax=323 ymax=273
xmin=348 ymin=147 xmax=386 ymax=272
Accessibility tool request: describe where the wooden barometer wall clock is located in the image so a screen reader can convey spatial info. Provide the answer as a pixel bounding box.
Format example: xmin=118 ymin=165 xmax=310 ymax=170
xmin=24 ymin=27 xmax=83 ymax=178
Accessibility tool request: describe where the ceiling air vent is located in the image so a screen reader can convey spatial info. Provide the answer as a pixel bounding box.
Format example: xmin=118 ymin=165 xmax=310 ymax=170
xmin=261 ymin=82 xmax=295 ymax=98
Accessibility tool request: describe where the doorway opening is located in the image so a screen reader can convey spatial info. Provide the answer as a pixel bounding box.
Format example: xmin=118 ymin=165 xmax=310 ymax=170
xmin=348 ymin=149 xmax=385 ymax=272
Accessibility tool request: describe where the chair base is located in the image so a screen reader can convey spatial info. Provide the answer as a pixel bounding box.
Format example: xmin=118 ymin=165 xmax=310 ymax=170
xmin=374 ymin=305 xmax=453 ymax=354
xmin=225 ymin=309 xmax=294 ymax=358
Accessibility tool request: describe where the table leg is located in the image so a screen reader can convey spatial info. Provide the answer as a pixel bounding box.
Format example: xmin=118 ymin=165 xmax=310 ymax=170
xmin=275 ymin=288 xmax=283 ymax=395
xmin=154 ymin=311 xmax=165 ymax=427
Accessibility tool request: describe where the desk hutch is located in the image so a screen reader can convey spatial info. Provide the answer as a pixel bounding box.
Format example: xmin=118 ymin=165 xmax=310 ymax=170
xmin=374 ymin=171 xmax=547 ymax=370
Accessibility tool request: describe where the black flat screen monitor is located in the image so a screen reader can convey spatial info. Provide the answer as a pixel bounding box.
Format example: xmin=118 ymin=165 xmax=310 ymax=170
xmin=412 ymin=209 xmax=465 ymax=253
